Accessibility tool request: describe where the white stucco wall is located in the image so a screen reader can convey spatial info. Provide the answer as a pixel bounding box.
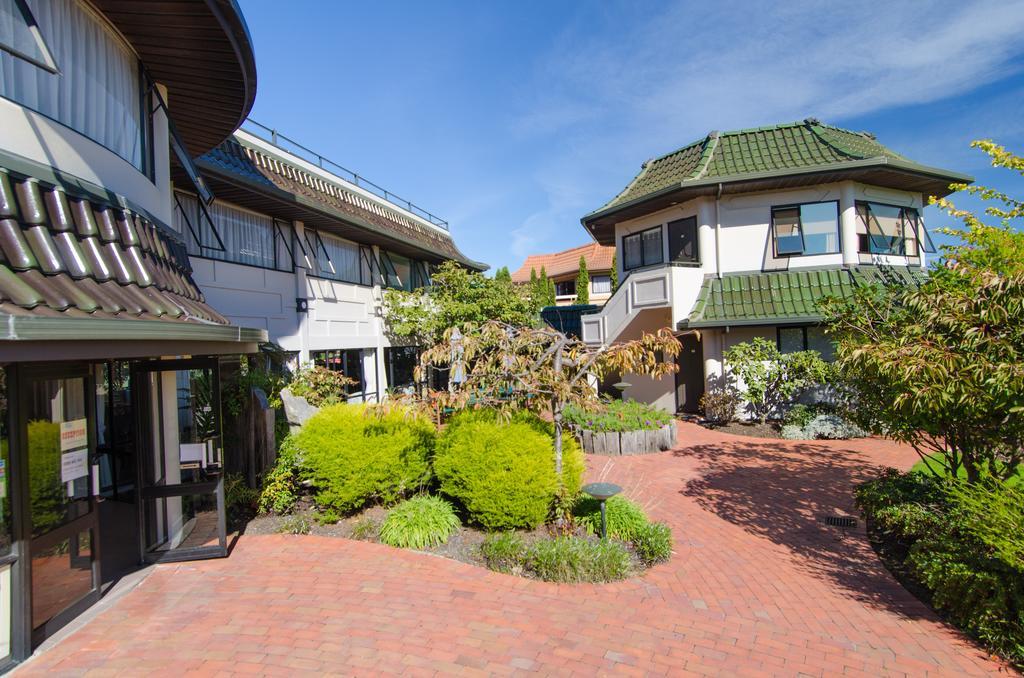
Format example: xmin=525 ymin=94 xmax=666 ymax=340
xmin=0 ymin=90 xmax=172 ymax=224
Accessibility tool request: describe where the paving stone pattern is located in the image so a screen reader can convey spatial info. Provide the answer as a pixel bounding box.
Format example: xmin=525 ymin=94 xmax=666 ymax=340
xmin=18 ymin=423 xmax=1015 ymax=677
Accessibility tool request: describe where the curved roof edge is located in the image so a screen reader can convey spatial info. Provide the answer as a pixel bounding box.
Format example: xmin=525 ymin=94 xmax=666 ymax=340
xmin=94 ymin=0 xmax=258 ymax=157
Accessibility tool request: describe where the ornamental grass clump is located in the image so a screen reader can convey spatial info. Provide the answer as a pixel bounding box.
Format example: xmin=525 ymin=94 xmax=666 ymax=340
xmin=632 ymin=522 xmax=673 ymax=564
xmin=524 ymin=536 xmax=632 ymax=583
xmin=435 ymin=410 xmax=584 ymax=530
xmin=480 ymin=532 xmax=526 ymax=573
xmin=379 ymin=496 xmax=460 ymax=549
xmin=294 ymin=403 xmax=434 ymax=513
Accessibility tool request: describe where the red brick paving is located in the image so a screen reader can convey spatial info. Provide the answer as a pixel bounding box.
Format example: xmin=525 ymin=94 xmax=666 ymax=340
xmin=17 ymin=423 xmax=1017 ymax=676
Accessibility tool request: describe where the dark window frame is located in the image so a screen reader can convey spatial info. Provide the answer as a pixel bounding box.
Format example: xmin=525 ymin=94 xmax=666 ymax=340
xmin=310 ymin=349 xmax=365 ymax=395
xmin=554 ymin=280 xmax=576 ymax=297
xmin=667 ymin=216 xmax=700 ymax=264
xmin=855 ymin=200 xmax=923 ymax=257
xmin=0 ymin=0 xmax=59 ymax=73
xmin=770 ymin=200 xmax=840 ymax=258
xmin=776 ymin=325 xmax=835 ymax=360
xmin=621 ymin=225 xmax=664 ymax=271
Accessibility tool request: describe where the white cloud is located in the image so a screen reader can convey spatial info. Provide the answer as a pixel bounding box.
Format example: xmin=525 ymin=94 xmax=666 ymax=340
xmin=504 ymin=0 xmax=1024 ymax=262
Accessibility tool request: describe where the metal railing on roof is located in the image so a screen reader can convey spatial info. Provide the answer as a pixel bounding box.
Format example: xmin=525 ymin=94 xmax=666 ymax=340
xmin=240 ymin=119 xmax=449 ymax=231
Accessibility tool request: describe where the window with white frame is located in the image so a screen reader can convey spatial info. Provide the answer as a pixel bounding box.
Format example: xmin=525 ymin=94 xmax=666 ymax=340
xmin=554 ymin=280 xmax=576 ymax=297
xmin=0 ymin=0 xmax=147 ymax=170
xmin=771 ymin=201 xmax=840 ymax=257
xmin=591 ymin=275 xmax=611 ymax=294
xmin=622 ymin=226 xmax=663 ymax=270
xmin=856 ymin=201 xmax=922 ymax=256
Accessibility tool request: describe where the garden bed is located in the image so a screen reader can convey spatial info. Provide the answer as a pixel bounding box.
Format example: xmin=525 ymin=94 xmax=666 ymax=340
xmin=577 ymin=421 xmax=676 ymax=455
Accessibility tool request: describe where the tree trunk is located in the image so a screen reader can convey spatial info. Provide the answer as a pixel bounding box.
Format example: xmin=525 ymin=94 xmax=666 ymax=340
xmin=553 ymin=343 xmax=563 ymax=478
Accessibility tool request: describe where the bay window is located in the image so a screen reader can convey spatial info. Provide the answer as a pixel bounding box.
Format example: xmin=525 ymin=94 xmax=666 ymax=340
xmin=771 ymin=201 xmax=839 ymax=257
xmin=622 ymin=226 xmax=663 ymax=270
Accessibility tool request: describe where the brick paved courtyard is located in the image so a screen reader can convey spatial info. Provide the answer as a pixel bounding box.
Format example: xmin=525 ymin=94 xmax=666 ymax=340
xmin=17 ymin=423 xmax=1014 ymax=676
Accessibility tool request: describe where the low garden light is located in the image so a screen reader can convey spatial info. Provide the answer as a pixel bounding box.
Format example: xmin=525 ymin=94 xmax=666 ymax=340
xmin=581 ymin=482 xmax=622 ymax=540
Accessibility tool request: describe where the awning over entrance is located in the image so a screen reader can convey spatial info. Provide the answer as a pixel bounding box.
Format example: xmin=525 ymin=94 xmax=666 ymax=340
xmin=0 ymin=161 xmax=267 ymax=357
xmin=681 ymin=266 xmax=926 ymax=329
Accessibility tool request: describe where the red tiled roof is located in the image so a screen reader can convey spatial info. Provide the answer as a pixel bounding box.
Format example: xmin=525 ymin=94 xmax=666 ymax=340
xmin=511 ymin=242 xmax=614 ymax=282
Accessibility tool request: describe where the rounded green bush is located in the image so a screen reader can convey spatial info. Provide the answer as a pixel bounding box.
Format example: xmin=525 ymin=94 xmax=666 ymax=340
xmin=436 ymin=409 xmax=585 ymax=530
xmin=573 ymin=495 xmax=649 ymax=542
xmin=379 ymin=496 xmax=460 ymax=549
xmin=294 ymin=403 xmax=434 ymax=513
xmin=632 ymin=521 xmax=673 ymax=564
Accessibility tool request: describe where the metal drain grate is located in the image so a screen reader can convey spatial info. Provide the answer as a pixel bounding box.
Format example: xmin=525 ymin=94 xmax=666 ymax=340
xmin=824 ymin=516 xmax=857 ymax=529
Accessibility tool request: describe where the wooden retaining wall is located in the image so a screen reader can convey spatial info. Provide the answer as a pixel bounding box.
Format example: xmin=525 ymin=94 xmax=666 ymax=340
xmin=576 ymin=421 xmax=676 ymax=455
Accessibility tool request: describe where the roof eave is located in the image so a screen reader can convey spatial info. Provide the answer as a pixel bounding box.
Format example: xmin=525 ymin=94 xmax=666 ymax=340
xmin=583 ymin=157 xmax=973 ymax=241
xmin=197 ymin=160 xmax=486 ymax=271
xmin=0 ymin=315 xmax=267 ymax=343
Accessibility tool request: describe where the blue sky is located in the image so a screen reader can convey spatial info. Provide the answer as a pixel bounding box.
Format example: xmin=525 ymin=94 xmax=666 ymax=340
xmin=240 ymin=0 xmax=1024 ymax=273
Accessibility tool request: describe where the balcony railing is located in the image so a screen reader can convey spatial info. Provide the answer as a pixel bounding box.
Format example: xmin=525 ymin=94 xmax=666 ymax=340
xmin=240 ymin=119 xmax=449 ymax=231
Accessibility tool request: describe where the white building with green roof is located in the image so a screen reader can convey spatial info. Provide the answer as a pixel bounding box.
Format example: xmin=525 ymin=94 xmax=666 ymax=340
xmin=579 ymin=118 xmax=971 ymax=413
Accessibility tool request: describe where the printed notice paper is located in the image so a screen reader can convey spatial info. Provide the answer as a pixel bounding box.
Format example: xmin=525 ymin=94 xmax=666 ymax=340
xmin=60 ymin=419 xmax=88 ymax=452
xmin=61 ymin=449 xmax=88 ymax=483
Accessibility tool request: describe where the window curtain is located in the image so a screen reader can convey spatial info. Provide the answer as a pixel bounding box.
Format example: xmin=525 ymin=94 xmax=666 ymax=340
xmin=175 ymin=192 xmax=278 ymax=270
xmin=0 ymin=0 xmax=144 ymax=169
xmin=317 ymin=232 xmax=362 ymax=283
xmin=591 ymin=275 xmax=611 ymax=294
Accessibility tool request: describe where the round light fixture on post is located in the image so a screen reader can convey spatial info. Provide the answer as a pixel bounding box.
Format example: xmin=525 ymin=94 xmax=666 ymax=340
xmin=581 ymin=482 xmax=622 ymax=540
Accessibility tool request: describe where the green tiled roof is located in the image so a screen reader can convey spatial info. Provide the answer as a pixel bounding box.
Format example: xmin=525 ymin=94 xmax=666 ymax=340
xmin=593 ymin=118 xmax=936 ymax=215
xmin=683 ymin=267 xmax=925 ymax=328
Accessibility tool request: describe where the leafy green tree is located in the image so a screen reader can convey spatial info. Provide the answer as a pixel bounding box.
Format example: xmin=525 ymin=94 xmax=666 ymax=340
xmin=494 ymin=266 xmax=511 ymax=282
xmin=575 ymin=256 xmax=590 ymax=305
xmin=538 ymin=265 xmax=554 ymax=307
xmin=382 ymin=261 xmax=536 ymax=346
xmin=723 ymin=337 xmax=831 ymax=424
xmin=610 ymin=251 xmax=619 ymax=293
xmin=823 ymin=140 xmax=1024 ymax=484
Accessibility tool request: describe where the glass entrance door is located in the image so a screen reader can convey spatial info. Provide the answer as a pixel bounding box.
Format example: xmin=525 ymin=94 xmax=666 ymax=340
xmin=133 ymin=360 xmax=226 ymax=563
xmin=22 ymin=366 xmax=100 ymax=645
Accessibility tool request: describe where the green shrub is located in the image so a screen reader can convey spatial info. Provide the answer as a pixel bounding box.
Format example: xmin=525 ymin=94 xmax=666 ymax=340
xmin=277 ymin=514 xmax=311 ymax=535
xmin=858 ymin=470 xmax=1024 ymax=667
xmin=316 ymin=507 xmax=341 ymax=525
xmin=224 ymin=474 xmax=260 ymax=516
xmin=27 ymin=420 xmax=63 ymax=534
xmin=435 ymin=410 xmax=584 ymax=530
xmin=480 ymin=532 xmax=526 ymax=573
xmin=258 ymin=436 xmax=302 ymax=515
xmin=289 ymin=364 xmax=355 ymax=407
xmin=524 ymin=537 xmax=632 ymax=583
xmin=295 ymin=404 xmax=434 ymax=513
xmin=573 ymin=495 xmax=649 ymax=542
xmin=633 ymin=522 xmax=673 ymax=564
xmin=783 ymin=404 xmax=816 ymax=428
xmin=379 ymin=496 xmax=460 ymax=549
xmin=350 ymin=516 xmax=380 ymax=541
xmin=563 ymin=399 xmax=673 ymax=432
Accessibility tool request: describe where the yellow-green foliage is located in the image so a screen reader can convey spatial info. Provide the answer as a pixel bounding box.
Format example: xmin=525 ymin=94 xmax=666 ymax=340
xmin=28 ymin=420 xmax=62 ymax=534
xmin=436 ymin=410 xmax=584 ymax=530
xmin=294 ymin=404 xmax=434 ymax=513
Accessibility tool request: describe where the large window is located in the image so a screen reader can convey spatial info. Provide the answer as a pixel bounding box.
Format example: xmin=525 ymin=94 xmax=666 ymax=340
xmin=379 ymin=251 xmax=429 ymax=291
xmin=310 ymin=349 xmax=365 ymax=395
xmin=555 ymin=280 xmax=576 ymax=297
xmin=0 ymin=0 xmax=146 ymax=169
xmin=622 ymin=226 xmax=663 ymax=270
xmin=667 ymin=217 xmax=699 ymax=263
xmin=591 ymin=275 xmax=611 ymax=294
xmin=777 ymin=325 xmax=835 ymax=360
xmin=310 ymin=231 xmax=372 ymax=285
xmin=0 ymin=0 xmax=57 ymax=71
xmin=856 ymin=201 xmax=921 ymax=256
xmin=174 ymin=192 xmax=291 ymax=272
xmin=771 ymin=202 xmax=840 ymax=257
xmin=384 ymin=346 xmax=419 ymax=392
